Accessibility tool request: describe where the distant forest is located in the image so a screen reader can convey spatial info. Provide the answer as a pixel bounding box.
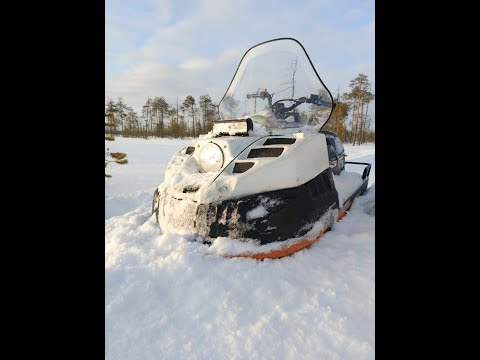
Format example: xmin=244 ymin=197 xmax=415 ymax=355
xmin=105 ymin=73 xmax=375 ymax=145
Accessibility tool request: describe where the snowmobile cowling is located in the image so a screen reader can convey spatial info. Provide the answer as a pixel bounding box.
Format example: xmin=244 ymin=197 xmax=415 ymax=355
xmin=152 ymin=37 xmax=372 ymax=259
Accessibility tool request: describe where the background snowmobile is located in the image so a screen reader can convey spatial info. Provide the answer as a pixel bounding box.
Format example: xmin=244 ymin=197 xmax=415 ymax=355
xmin=153 ymin=38 xmax=371 ymax=259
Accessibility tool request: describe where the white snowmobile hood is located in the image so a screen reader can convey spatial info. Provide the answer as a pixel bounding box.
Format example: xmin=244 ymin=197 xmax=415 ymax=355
xmin=158 ymin=129 xmax=330 ymax=205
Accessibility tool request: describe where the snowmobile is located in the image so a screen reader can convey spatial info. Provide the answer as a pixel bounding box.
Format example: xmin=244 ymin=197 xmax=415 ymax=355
xmin=152 ymin=38 xmax=371 ymax=259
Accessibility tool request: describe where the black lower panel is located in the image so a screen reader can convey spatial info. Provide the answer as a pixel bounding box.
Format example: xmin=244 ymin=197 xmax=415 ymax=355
xmin=195 ymin=168 xmax=339 ymax=244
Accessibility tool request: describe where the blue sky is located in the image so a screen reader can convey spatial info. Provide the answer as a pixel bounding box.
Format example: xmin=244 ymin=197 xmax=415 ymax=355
xmin=106 ymin=0 xmax=374 ymax=113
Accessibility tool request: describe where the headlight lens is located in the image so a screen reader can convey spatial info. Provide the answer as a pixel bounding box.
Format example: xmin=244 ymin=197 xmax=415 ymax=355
xmin=199 ymin=143 xmax=224 ymax=172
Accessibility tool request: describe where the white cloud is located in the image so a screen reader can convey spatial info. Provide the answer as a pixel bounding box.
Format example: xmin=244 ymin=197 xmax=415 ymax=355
xmin=180 ymin=58 xmax=212 ymax=71
xmin=106 ymin=0 xmax=375 ymax=112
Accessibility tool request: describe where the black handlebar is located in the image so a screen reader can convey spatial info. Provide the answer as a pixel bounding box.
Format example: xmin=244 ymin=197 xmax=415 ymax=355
xmin=272 ymin=96 xmax=333 ymax=119
xmin=246 ymin=89 xmax=334 ymax=120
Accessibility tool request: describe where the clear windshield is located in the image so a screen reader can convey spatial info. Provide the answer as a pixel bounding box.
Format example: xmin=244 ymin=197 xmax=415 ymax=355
xmin=218 ymin=38 xmax=334 ymax=129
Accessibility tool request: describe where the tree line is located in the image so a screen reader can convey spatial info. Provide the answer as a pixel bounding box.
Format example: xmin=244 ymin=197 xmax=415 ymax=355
xmin=105 ymin=94 xmax=218 ymax=139
xmin=322 ymin=73 xmax=375 ymax=145
xmin=105 ymin=73 xmax=375 ymax=144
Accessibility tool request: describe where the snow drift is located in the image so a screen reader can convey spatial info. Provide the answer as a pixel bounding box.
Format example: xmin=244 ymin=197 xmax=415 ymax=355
xmin=105 ymin=137 xmax=375 ymax=359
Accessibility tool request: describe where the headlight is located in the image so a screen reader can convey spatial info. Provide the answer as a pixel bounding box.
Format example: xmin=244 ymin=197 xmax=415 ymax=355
xmin=199 ymin=143 xmax=224 ymax=172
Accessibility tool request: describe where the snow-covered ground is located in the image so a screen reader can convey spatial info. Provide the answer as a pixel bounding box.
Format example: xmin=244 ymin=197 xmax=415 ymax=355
xmin=105 ymin=136 xmax=375 ymax=359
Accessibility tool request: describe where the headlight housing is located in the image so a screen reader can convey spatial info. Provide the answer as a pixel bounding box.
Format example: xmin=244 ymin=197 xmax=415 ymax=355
xmin=199 ymin=143 xmax=224 ymax=172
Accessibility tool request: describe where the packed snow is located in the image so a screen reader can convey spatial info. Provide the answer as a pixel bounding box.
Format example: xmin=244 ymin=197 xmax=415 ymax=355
xmin=105 ymin=136 xmax=375 ymax=359
xmin=333 ymin=171 xmax=365 ymax=206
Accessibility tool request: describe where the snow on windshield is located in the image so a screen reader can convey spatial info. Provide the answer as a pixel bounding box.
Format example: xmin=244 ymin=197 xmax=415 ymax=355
xmin=218 ymin=38 xmax=334 ymax=129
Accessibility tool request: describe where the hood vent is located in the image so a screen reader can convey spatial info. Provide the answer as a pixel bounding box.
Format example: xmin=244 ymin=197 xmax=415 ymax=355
xmin=233 ymin=162 xmax=255 ymax=173
xmin=247 ymin=148 xmax=284 ymax=158
xmin=183 ymin=186 xmax=199 ymax=193
xmin=263 ymin=138 xmax=296 ymax=145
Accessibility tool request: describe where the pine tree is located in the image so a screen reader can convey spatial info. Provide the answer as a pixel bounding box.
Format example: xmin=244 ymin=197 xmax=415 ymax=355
xmin=321 ymin=90 xmax=350 ymax=141
xmin=220 ymin=96 xmax=239 ymax=119
xmin=198 ymin=94 xmax=217 ymax=134
xmin=116 ymin=98 xmax=128 ymax=132
xmin=141 ymin=97 xmax=153 ymax=133
xmin=154 ymin=97 xmax=169 ymax=137
xmin=183 ymin=95 xmax=196 ymax=137
xmin=105 ymin=99 xmax=118 ymax=133
xmin=344 ymin=74 xmax=375 ymax=145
